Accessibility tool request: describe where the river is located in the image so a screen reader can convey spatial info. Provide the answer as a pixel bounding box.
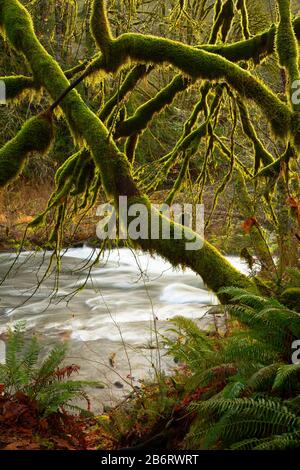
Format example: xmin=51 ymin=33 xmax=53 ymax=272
xmin=0 ymin=247 xmax=248 ymax=412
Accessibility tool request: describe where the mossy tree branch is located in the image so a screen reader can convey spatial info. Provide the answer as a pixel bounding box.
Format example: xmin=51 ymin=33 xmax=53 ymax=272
xmin=0 ymin=112 xmax=53 ymax=187
xmin=114 ymin=74 xmax=190 ymax=139
xmin=0 ymin=0 xmax=253 ymax=295
xmin=90 ymin=1 xmax=297 ymax=145
xmin=276 ymin=0 xmax=300 ymax=112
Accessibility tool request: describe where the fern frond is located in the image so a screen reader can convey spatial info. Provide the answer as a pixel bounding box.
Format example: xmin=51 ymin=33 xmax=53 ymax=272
xmin=194 ymin=398 xmax=300 ymax=449
xmin=247 ymin=363 xmax=281 ymax=392
xmin=273 ymin=363 xmax=300 ymax=391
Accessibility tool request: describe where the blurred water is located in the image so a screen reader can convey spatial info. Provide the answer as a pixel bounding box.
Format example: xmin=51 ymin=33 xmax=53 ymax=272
xmin=0 ymin=247 xmax=248 ymax=410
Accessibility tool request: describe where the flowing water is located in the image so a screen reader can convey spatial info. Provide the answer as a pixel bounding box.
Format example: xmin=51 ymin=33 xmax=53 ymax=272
xmin=0 ymin=247 xmax=248 ymax=412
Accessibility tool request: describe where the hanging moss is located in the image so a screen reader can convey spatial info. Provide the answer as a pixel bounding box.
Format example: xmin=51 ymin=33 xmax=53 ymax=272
xmin=276 ymin=0 xmax=299 ymax=70
xmin=0 ymin=75 xmax=39 ymax=102
xmin=90 ymin=0 xmax=113 ymax=62
xmin=99 ymin=64 xmax=151 ymax=122
xmin=255 ymin=143 xmax=295 ymax=179
xmin=237 ymin=99 xmax=274 ymax=171
xmin=108 ymin=34 xmax=293 ymax=139
xmin=0 ymin=0 xmax=256 ymax=294
xmin=86 ymin=0 xmax=297 ymax=139
xmin=236 ymin=0 xmax=250 ymax=39
xmin=165 ymin=150 xmax=191 ymax=206
xmin=130 ymin=197 xmax=253 ymax=296
xmin=0 ymin=112 xmax=53 ymax=188
xmin=114 ymin=74 xmax=190 ymax=139
xmin=209 ymin=0 xmax=224 ymax=44
xmin=125 ymin=134 xmax=139 ymax=163
xmin=54 ymin=150 xmax=81 ymax=188
xmin=220 ymin=0 xmax=235 ymax=42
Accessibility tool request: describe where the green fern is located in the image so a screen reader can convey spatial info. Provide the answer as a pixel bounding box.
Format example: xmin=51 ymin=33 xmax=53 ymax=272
xmin=0 ymin=322 xmax=104 ymax=415
xmin=192 ymin=398 xmax=300 ymax=449
xmin=273 ymin=363 xmax=300 ymax=392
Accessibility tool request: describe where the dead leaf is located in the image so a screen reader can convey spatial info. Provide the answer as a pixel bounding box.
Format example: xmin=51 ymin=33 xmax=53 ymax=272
xmin=242 ymin=216 xmax=258 ymax=234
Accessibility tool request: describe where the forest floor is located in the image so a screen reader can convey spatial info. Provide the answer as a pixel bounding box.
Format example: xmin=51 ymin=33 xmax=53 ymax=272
xmin=0 ymin=392 xmax=114 ymax=450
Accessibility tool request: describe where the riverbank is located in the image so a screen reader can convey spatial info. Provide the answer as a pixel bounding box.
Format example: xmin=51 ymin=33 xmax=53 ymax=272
xmin=1 ymin=247 xmax=238 ymax=413
xmin=0 ymin=179 xmax=246 ymax=254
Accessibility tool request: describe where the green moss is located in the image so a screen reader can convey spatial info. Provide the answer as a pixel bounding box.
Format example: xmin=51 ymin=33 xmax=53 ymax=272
xmin=90 ymin=0 xmax=113 ymax=62
xmin=236 ymin=0 xmax=250 ymax=39
xmin=276 ymin=0 xmax=300 ymax=111
xmin=71 ymin=157 xmax=95 ymax=197
xmin=54 ymin=151 xmax=81 ymax=187
xmin=201 ymin=26 xmax=276 ymax=64
xmin=128 ymin=197 xmax=253 ymax=296
xmin=99 ymin=64 xmax=150 ymax=122
xmin=209 ymin=0 xmax=223 ymax=44
xmin=165 ymin=150 xmax=191 ymax=206
xmin=276 ymin=0 xmax=299 ymax=69
xmin=125 ymin=134 xmax=139 ymax=163
xmin=114 ymin=74 xmax=190 ymax=139
xmin=237 ymin=99 xmax=274 ymax=171
xmin=256 ymin=143 xmax=295 ymax=179
xmin=0 ymin=75 xmax=39 ymax=102
xmin=280 ymin=288 xmax=300 ymax=312
xmin=0 ymin=113 xmax=53 ymax=188
xmin=0 ymin=0 xmax=254 ymax=294
xmin=183 ymin=82 xmax=211 ymax=135
xmin=220 ymin=0 xmax=235 ymax=42
xmin=105 ymin=32 xmax=293 ymax=139
xmin=164 ymin=87 xmax=223 ymax=205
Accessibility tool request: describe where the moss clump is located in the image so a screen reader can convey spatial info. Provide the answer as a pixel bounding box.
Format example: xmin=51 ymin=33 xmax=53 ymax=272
xmin=0 ymin=112 xmax=53 ymax=187
xmin=280 ymin=288 xmax=300 ymax=312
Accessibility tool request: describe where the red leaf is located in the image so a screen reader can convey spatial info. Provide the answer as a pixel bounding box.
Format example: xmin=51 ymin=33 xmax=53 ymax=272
xmin=287 ymin=197 xmax=300 ymax=225
xmin=242 ymin=216 xmax=258 ymax=234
